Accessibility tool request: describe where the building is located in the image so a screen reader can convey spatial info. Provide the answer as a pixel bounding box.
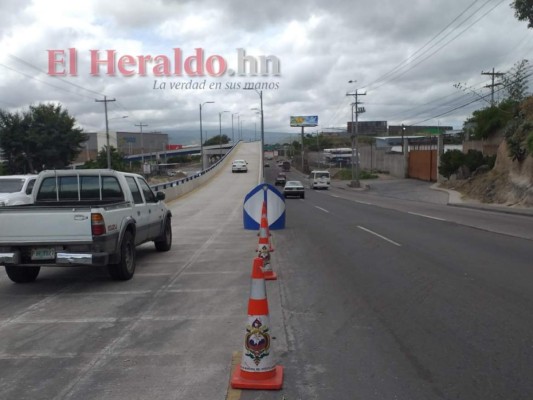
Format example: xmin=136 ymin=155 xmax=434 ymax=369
xmin=346 ymin=121 xmax=387 ymax=136
xmin=388 ymin=125 xmax=453 ymax=136
xmin=76 ymin=131 xmax=169 ymax=163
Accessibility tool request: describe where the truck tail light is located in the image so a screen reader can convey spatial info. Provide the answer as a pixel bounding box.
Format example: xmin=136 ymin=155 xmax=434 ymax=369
xmin=91 ymin=213 xmax=106 ymax=236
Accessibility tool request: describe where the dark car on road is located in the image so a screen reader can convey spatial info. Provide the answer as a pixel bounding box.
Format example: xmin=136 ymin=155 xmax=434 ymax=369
xmin=275 ymin=173 xmax=287 ymax=186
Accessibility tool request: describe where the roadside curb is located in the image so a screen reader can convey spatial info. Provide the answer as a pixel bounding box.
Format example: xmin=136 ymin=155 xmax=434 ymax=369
xmin=430 ymin=183 xmax=533 ymax=218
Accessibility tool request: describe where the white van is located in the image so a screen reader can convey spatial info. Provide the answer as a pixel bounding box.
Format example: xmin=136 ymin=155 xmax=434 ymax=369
xmin=309 ymin=170 xmax=331 ymax=190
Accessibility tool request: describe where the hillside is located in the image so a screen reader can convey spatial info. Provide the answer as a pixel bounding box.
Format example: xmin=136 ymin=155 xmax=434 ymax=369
xmin=448 ymin=141 xmax=533 ymax=207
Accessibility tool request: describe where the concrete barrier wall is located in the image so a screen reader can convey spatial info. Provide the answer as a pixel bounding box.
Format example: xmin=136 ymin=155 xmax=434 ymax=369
xmin=150 ymin=143 xmax=238 ymax=202
xmin=359 ymin=144 xmax=407 ymax=178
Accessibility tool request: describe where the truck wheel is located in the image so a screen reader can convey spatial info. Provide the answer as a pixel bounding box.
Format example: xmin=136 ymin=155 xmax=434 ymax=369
xmin=5 ymin=266 xmax=40 ymax=283
xmin=108 ymin=231 xmax=136 ymax=281
xmin=155 ymin=217 xmax=172 ymax=252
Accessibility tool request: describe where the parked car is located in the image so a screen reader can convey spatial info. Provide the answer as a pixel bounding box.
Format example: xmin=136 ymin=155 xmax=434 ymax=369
xmin=0 ymin=169 xmax=172 ymax=283
xmin=275 ymin=173 xmax=287 ymax=186
xmin=0 ymin=175 xmax=38 ymax=206
xmin=232 ymin=159 xmax=248 ymax=173
xmin=283 ymin=180 xmax=305 ymax=199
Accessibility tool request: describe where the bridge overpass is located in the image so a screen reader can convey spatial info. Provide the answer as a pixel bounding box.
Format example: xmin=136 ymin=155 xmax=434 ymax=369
xmin=124 ymin=143 xmax=235 ymax=168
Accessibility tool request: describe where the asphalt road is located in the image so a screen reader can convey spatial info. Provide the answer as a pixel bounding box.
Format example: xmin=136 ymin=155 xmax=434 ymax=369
xmin=1 ymin=149 xmax=532 ymax=400
xmin=253 ymin=166 xmax=533 ymax=399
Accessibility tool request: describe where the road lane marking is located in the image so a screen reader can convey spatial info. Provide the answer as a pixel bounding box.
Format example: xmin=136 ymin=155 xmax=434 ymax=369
xmin=314 ymin=206 xmax=330 ymax=213
xmin=408 ymin=212 xmax=446 ymax=221
xmin=357 ymin=226 xmax=401 ymax=246
xmin=355 ymin=200 xmax=373 ymax=205
xmin=331 ymin=195 xmax=341 ymax=198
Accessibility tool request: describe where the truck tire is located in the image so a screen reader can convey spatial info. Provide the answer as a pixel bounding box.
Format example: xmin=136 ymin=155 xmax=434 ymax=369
xmin=108 ymin=231 xmax=136 ymax=281
xmin=5 ymin=266 xmax=40 ymax=283
xmin=155 ymin=217 xmax=172 ymax=252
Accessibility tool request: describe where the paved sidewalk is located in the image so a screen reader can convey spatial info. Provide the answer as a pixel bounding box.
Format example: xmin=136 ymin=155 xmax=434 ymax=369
xmin=330 ymin=175 xmax=533 ymax=217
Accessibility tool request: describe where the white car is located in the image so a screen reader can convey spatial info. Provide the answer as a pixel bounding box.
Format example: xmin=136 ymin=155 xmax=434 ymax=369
xmin=0 ymin=175 xmax=38 ymax=206
xmin=231 ymin=160 xmax=248 ymax=173
xmin=283 ymin=180 xmax=305 ymax=199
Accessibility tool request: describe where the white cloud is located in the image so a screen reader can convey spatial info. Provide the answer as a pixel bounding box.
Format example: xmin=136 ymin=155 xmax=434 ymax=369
xmin=0 ymin=0 xmax=531 ymax=143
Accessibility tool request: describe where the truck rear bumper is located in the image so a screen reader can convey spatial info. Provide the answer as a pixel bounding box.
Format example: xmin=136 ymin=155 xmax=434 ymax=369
xmin=0 ymin=252 xmax=19 ymax=264
xmin=56 ymin=252 xmax=109 ymax=266
xmin=0 ymin=251 xmax=109 ymax=267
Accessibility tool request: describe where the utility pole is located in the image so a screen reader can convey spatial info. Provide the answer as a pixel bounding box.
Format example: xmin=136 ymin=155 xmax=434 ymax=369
xmin=346 ymin=82 xmax=366 ymax=188
xmin=481 ymin=68 xmax=504 ymax=107
xmin=134 ymin=122 xmax=148 ymax=164
xmin=95 ymin=96 xmax=116 ymax=169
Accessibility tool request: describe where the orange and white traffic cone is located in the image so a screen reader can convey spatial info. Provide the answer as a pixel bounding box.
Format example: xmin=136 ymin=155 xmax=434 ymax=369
xmin=257 ymin=202 xmax=277 ymax=280
xmin=231 ymin=257 xmax=283 ymax=390
xmin=260 ymin=201 xmax=274 ymax=252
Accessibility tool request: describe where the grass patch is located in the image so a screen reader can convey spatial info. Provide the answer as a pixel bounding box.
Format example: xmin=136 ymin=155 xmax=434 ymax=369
xmin=334 ymin=169 xmax=379 ymax=180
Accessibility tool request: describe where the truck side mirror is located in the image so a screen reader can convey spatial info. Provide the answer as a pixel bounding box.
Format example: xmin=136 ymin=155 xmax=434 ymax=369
xmin=156 ymin=191 xmax=166 ymax=201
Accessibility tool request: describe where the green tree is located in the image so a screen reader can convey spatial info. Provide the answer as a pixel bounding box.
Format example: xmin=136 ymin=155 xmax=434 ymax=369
xmin=500 ymin=59 xmax=530 ymax=103
xmin=463 ymin=99 xmax=518 ymax=139
xmin=0 ymin=103 xmax=87 ymax=173
xmin=511 ymin=0 xmax=533 ymax=28
xmin=82 ymin=146 xmax=131 ymax=171
xmin=203 ymin=134 xmax=230 ymax=146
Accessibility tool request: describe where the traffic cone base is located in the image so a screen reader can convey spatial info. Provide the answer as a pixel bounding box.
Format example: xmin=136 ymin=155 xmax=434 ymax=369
xmin=231 ymin=365 xmax=284 ymax=390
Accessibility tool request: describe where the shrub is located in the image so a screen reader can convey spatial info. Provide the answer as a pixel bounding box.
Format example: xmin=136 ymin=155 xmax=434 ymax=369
xmin=439 ymin=149 xmax=465 ymax=179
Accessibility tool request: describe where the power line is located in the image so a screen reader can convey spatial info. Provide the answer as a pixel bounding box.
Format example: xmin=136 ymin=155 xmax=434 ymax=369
xmin=0 ymin=63 xmax=95 ymax=100
xmin=8 ymin=54 xmax=105 ymax=97
xmin=370 ymin=0 xmax=505 ymax=91
xmin=364 ymin=0 xmax=483 ymax=89
xmin=408 ymin=69 xmax=533 ymax=126
xmin=323 ymin=0 xmax=503 ymax=131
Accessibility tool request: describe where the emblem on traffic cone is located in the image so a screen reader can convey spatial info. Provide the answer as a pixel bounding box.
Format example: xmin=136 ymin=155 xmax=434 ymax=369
xmin=231 ymin=257 xmax=283 ymax=390
xmin=257 ymin=201 xmax=277 ymax=280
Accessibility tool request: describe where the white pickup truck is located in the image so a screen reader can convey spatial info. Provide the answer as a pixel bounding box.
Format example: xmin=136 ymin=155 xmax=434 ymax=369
xmin=0 ymin=169 xmax=172 ymax=283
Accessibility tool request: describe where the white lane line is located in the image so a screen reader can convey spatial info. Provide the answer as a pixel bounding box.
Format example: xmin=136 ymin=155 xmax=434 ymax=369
xmin=331 ymin=195 xmax=341 ymax=198
xmin=355 ymin=200 xmax=373 ymax=205
xmin=314 ymin=206 xmax=330 ymax=213
xmin=357 ymin=226 xmax=401 ymax=247
xmin=408 ymin=212 xmax=446 ymax=221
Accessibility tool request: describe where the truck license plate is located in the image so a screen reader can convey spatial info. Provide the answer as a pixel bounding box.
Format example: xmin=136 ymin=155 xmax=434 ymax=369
xmin=31 ymin=248 xmax=56 ymax=260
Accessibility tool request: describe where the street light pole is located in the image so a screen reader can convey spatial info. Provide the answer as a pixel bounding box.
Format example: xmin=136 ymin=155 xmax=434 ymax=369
xmin=199 ymin=101 xmax=214 ymax=171
xmin=247 ymin=89 xmax=264 ymax=181
xmin=232 ymin=113 xmax=239 ymax=144
xmin=219 ymin=110 xmax=230 ymax=155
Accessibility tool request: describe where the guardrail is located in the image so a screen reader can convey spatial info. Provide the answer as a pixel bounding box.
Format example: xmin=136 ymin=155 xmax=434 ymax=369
xmin=150 ymin=143 xmax=238 ymax=202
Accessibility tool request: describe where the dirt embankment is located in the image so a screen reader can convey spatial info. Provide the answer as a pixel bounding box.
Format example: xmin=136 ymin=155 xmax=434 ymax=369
xmin=444 ymin=141 xmax=533 ymax=207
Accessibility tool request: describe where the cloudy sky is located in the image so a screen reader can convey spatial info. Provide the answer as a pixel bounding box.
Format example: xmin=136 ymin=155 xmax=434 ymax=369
xmin=0 ymin=0 xmax=531 ymax=145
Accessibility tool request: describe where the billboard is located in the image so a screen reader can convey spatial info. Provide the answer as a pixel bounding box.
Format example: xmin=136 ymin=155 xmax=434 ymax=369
xmin=290 ymin=115 xmax=318 ymax=127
